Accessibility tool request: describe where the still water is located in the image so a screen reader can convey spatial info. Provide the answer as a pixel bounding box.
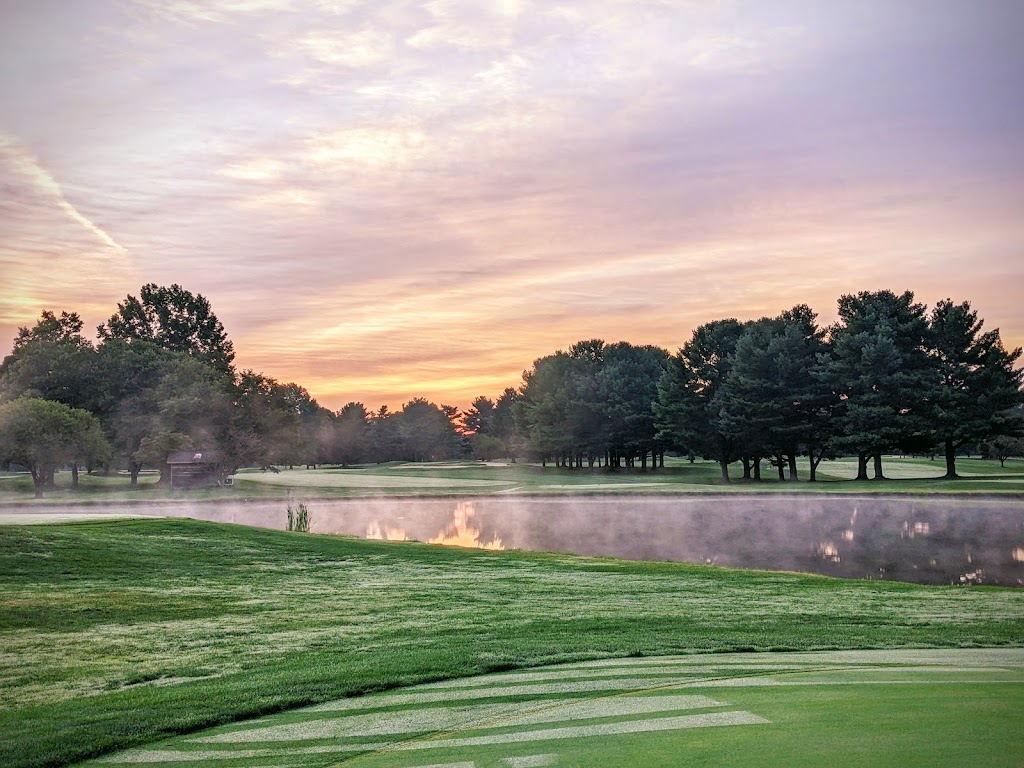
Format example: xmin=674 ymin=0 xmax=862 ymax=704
xmin=12 ymin=495 xmax=1024 ymax=586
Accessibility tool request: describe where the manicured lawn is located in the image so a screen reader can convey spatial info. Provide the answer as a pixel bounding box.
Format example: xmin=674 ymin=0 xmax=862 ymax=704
xmin=85 ymin=649 xmax=1024 ymax=768
xmin=3 ymin=456 xmax=1022 ymax=504
xmin=1 ymin=518 xmax=1021 ymax=767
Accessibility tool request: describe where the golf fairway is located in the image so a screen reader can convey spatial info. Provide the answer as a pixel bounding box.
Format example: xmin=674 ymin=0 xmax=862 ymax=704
xmin=86 ymin=648 xmax=1024 ymax=768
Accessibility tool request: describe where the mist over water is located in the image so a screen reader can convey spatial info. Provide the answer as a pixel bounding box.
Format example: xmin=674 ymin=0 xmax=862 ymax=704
xmin=327 ymin=496 xmax=1024 ymax=586
xmin=5 ymin=496 xmax=1022 ymax=586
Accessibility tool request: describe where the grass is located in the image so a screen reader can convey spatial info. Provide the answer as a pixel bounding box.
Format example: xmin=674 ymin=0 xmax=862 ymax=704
xmin=1 ymin=518 xmax=1022 ymax=767
xmin=2 ymin=456 xmax=1023 ymax=505
xmin=83 ymin=650 xmax=1024 ymax=767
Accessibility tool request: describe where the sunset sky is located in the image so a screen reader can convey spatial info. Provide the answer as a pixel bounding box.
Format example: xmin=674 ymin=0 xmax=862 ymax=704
xmin=2 ymin=0 xmax=1022 ymax=411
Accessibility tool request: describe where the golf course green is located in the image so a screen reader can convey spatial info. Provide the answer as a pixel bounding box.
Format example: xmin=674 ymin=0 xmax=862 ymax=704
xmin=84 ymin=649 xmax=1024 ymax=768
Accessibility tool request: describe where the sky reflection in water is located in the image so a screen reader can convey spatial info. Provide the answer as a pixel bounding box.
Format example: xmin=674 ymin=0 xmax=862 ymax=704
xmin=307 ymin=496 xmax=1023 ymax=587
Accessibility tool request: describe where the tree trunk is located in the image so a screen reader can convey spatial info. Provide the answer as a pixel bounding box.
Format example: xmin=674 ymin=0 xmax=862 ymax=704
xmin=872 ymin=452 xmax=885 ymax=480
xmin=788 ymin=454 xmax=798 ymax=481
xmin=719 ymin=459 xmax=731 ymax=483
xmin=856 ymin=452 xmax=869 ymax=480
xmin=776 ymin=456 xmax=785 ymax=481
xmin=31 ymin=467 xmax=44 ymax=498
xmin=742 ymin=456 xmax=752 ymax=480
xmin=130 ymin=463 xmax=141 ymax=487
xmin=753 ymin=458 xmax=761 ymax=481
xmin=809 ymin=446 xmax=823 ymax=483
xmin=71 ymin=464 xmax=80 ymax=489
xmin=943 ymin=439 xmax=959 ymax=479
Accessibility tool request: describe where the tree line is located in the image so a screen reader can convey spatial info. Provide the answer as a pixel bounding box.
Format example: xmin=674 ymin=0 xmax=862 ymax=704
xmin=504 ymin=293 xmax=1022 ymax=481
xmin=0 ymin=285 xmax=1021 ymax=495
xmin=0 ymin=285 xmax=465 ymax=495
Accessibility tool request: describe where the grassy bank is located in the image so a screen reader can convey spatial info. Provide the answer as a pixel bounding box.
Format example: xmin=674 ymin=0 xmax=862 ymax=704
xmin=1 ymin=518 xmax=1022 ymax=767
xmin=2 ymin=456 xmax=1023 ymax=504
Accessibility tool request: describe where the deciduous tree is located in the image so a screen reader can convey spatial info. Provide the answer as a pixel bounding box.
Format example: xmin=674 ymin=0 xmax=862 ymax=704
xmin=0 ymin=311 xmax=96 ymax=410
xmin=0 ymin=398 xmax=109 ymax=497
xmin=98 ymin=283 xmax=235 ymax=373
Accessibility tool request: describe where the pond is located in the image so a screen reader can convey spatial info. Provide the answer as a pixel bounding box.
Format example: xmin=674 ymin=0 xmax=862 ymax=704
xmin=319 ymin=495 xmax=1024 ymax=586
xmin=6 ymin=495 xmax=1023 ymax=586
xmin=8 ymin=495 xmax=1024 ymax=585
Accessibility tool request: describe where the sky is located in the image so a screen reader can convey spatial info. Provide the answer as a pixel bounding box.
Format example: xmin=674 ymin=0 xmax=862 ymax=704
xmin=1 ymin=0 xmax=1022 ymax=411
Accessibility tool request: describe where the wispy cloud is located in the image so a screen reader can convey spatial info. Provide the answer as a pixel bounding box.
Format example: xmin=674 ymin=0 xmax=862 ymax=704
xmin=1 ymin=0 xmax=1022 ymax=407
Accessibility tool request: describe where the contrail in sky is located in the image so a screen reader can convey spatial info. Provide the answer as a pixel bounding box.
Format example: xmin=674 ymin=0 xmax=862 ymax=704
xmin=0 ymin=131 xmax=125 ymax=254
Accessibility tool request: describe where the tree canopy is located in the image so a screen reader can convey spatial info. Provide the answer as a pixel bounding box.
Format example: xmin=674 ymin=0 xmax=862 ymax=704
xmin=928 ymin=299 xmax=1023 ymax=477
xmin=0 ymin=398 xmax=109 ymax=496
xmin=98 ymin=283 xmax=235 ymax=373
xmin=517 ymin=340 xmax=669 ymax=469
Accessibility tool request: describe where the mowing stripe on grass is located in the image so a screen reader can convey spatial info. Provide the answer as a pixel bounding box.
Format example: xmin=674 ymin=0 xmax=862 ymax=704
xmin=502 ymin=756 xmax=557 ymax=767
xmin=686 ymin=677 xmax=1023 ymax=688
xmin=105 ymin=711 xmax=768 ymax=763
xmin=89 ymin=649 xmax=1024 ymax=768
xmin=414 ymin=666 xmax=725 ymax=687
xmin=194 ymin=702 xmax=526 ymax=743
xmin=311 ymin=677 xmax=699 ymax=711
xmin=195 ymin=695 xmax=723 ymax=744
xmin=388 ymin=710 xmax=770 ymax=751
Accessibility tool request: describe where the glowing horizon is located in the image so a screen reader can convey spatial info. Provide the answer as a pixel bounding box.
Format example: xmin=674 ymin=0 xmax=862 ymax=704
xmin=2 ymin=1 xmax=1022 ymax=411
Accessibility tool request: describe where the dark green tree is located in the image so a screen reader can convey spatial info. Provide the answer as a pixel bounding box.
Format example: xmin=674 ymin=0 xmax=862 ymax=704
xmin=281 ymin=383 xmax=332 ymax=468
xmin=147 ymin=357 xmax=239 ymax=480
xmin=517 ymin=340 xmax=662 ymax=469
xmin=97 ymin=283 xmax=235 ymax=373
xmin=928 ymin=299 xmax=1024 ymax=478
xmin=818 ymin=290 xmax=936 ymax=480
xmin=517 ymin=350 xmax=584 ymax=466
xmin=717 ymin=319 xmax=781 ymax=480
xmin=234 ymin=371 xmax=302 ymax=469
xmin=334 ymin=402 xmax=369 ymax=466
xmin=462 ymin=396 xmax=495 ymax=436
xmin=656 ymin=319 xmax=748 ymax=482
xmin=598 ymin=342 xmax=669 ymax=470
xmin=368 ymin=405 xmax=400 ymax=463
xmin=491 ymin=388 xmax=523 ymax=462
xmin=396 ymin=398 xmax=459 ymax=462
xmin=718 ymin=306 xmax=836 ymax=481
xmin=0 ymin=310 xmax=97 ymax=410
xmin=983 ymin=432 xmax=1024 ymax=467
xmin=0 ymin=398 xmax=109 ymax=497
xmin=65 ymin=406 xmax=112 ymax=487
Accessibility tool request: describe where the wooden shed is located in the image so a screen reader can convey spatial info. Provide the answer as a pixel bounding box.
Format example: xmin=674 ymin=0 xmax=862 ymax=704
xmin=167 ymin=450 xmax=220 ymax=489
